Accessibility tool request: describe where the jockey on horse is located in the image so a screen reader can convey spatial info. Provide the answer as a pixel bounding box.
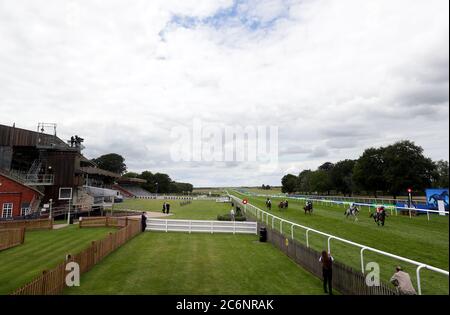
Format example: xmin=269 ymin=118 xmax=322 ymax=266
xmin=370 ymin=205 xmax=387 ymax=226
xmin=344 ymin=203 xmax=360 ymax=221
xmin=303 ymin=200 xmax=313 ymax=214
xmin=266 ymin=198 xmax=272 ymax=210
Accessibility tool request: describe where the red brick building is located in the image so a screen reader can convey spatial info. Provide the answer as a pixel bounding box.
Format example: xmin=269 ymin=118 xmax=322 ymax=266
xmin=0 ymin=172 xmax=43 ymax=218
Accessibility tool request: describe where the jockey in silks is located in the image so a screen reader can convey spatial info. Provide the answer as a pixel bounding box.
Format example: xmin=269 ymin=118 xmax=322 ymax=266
xmin=375 ymin=205 xmax=387 ymax=226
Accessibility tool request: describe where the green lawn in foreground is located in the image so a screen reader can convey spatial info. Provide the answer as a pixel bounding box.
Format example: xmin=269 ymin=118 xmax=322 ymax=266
xmin=231 ymin=191 xmax=449 ymax=295
xmin=0 ymin=225 xmax=114 ymax=294
xmin=115 ymin=199 xmax=232 ymax=220
xmin=64 ymin=232 xmax=326 ymax=295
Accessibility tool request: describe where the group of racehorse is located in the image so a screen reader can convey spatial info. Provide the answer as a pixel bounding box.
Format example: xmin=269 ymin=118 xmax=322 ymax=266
xmin=265 ymin=198 xmax=388 ymax=226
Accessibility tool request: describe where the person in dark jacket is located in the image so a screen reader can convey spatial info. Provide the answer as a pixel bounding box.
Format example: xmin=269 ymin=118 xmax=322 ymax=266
xmin=319 ymin=250 xmax=334 ymax=294
xmin=141 ymin=212 xmax=147 ymax=232
xmin=166 ymin=203 xmax=171 ymax=214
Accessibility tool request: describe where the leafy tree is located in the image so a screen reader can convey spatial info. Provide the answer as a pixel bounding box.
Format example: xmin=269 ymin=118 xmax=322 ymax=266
xmin=309 ymin=170 xmax=333 ymax=194
xmin=330 ymin=159 xmax=356 ymax=196
xmin=433 ymin=160 xmax=449 ymax=188
xmin=382 ymin=140 xmax=436 ymax=198
xmin=281 ymin=174 xmax=298 ymax=193
xmin=122 ymin=172 xmax=139 ymax=178
xmin=353 ymin=147 xmax=386 ymax=197
xmin=318 ymin=162 xmax=334 ymax=172
xmin=91 ymin=153 xmax=127 ymax=174
xmin=297 ymin=170 xmax=312 ymax=193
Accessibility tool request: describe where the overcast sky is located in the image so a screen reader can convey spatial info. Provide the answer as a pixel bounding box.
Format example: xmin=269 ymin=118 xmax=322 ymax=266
xmin=0 ymin=0 xmax=448 ymax=187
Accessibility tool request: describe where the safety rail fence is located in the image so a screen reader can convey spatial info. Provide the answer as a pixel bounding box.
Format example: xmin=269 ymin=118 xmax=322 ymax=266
xmin=136 ymin=195 xmax=194 ymax=200
xmin=146 ymin=218 xmax=258 ymax=235
xmin=11 ymin=218 xmax=141 ymax=295
xmin=0 ymin=218 xmax=53 ymax=231
xmin=241 ymin=191 xmax=449 ymax=221
xmin=0 ymin=228 xmax=25 ymax=251
xmin=262 ymin=223 xmax=396 ymax=295
xmin=228 ymin=193 xmax=449 ymax=295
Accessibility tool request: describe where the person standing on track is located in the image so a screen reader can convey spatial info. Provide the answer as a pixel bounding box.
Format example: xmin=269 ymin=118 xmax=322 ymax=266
xmin=141 ymin=212 xmax=147 ymax=232
xmin=319 ymin=250 xmax=334 ymax=295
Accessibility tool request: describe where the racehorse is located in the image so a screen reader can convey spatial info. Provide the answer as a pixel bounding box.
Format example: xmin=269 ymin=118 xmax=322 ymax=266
xmin=278 ymin=201 xmax=288 ymax=210
xmin=266 ymin=199 xmax=272 ymax=210
xmin=303 ymin=202 xmax=313 ymax=214
xmin=344 ymin=206 xmax=360 ymax=221
xmin=370 ymin=209 xmax=387 ymax=226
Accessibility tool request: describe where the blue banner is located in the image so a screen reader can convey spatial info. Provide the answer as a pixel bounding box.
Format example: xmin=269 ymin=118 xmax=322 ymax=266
xmin=425 ymin=188 xmax=449 ymax=210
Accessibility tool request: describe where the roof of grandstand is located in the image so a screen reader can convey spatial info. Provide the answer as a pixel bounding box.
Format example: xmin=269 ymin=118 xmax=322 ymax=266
xmin=117 ymin=177 xmax=147 ymax=184
xmin=79 ymin=166 xmax=121 ymax=178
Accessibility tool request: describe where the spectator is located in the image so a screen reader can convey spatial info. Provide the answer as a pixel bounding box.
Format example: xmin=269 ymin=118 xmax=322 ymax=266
xmin=319 ymin=250 xmax=334 ymax=295
xmin=230 ymin=208 xmax=235 ymax=221
xmin=166 ymin=203 xmax=171 ymax=214
xmin=162 ymin=202 xmax=167 ymax=214
xmin=141 ymin=212 xmax=147 ymax=232
xmin=390 ymin=266 xmax=417 ymax=295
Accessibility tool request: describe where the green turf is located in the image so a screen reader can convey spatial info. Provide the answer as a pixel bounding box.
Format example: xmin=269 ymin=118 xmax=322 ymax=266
xmin=64 ymin=232 xmax=327 ymax=295
xmin=0 ymin=225 xmax=115 ymax=294
xmin=115 ymin=199 xmax=234 ymax=220
xmin=230 ymin=191 xmax=449 ymax=295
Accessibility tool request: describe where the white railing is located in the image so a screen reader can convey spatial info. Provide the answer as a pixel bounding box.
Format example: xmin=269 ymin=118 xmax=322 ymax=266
xmin=146 ymin=218 xmax=257 ymax=235
xmin=240 ymin=191 xmax=449 ymax=220
xmin=228 ymin=192 xmax=449 ymax=295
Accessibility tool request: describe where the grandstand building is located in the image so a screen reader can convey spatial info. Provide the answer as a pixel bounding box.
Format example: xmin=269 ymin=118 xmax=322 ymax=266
xmin=113 ymin=177 xmax=152 ymax=198
xmin=0 ymin=123 xmax=121 ymax=219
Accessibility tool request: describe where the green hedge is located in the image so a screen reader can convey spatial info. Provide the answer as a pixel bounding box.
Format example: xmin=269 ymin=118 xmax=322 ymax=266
xmin=217 ymin=214 xmax=247 ymax=221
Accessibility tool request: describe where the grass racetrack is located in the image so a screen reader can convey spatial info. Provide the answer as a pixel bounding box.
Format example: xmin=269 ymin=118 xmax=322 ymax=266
xmin=0 ymin=225 xmax=115 ymax=295
xmin=64 ymin=232 xmax=326 ymax=295
xmin=230 ymin=191 xmax=449 ymax=295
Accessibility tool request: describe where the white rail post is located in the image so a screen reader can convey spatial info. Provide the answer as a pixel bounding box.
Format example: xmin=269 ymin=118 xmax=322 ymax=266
xmin=280 ymin=220 xmax=283 ymax=235
xmin=360 ymin=247 xmax=367 ymax=274
xmin=306 ymin=229 xmax=310 ymax=248
xmin=416 ymin=265 xmax=426 ymax=295
xmin=189 ymin=220 xmax=192 ymax=234
xmin=233 ymin=220 xmax=236 ymax=235
xmin=272 ymin=216 xmax=274 ymax=229
xmin=291 ymin=224 xmax=294 ymax=240
xmin=409 ymin=209 xmax=412 ymax=219
xmin=165 ymin=220 xmax=168 ymax=232
xmin=427 ymin=210 xmax=430 ymax=221
xmin=327 ymin=236 xmax=333 ymax=253
xmin=211 ymin=221 xmax=214 ymax=234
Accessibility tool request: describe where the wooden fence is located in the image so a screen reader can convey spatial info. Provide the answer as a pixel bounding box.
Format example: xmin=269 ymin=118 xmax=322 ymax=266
xmin=79 ymin=216 xmax=130 ymax=228
xmin=12 ymin=218 xmax=141 ymax=295
xmin=263 ymin=224 xmax=396 ymax=295
xmin=0 ymin=228 xmax=25 ymax=251
xmin=0 ymin=219 xmax=53 ymax=231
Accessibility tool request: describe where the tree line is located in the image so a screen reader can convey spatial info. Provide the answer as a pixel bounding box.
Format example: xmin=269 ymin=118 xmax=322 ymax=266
xmin=281 ymin=140 xmax=449 ymax=198
xmin=91 ymin=153 xmax=193 ymax=194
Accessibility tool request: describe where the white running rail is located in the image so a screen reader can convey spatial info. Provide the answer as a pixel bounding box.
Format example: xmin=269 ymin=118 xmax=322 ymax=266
xmin=146 ymin=218 xmax=257 ymax=235
xmin=239 ymin=191 xmax=449 ymax=220
xmin=228 ymin=192 xmax=449 ymax=295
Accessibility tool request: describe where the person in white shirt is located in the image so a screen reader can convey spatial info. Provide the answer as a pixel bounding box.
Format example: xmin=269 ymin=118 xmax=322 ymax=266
xmin=230 ymin=208 xmax=235 ymax=221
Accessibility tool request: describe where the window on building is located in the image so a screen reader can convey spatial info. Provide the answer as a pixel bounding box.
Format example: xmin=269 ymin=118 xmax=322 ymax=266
xmin=2 ymin=203 xmax=13 ymax=218
xmin=21 ymin=203 xmax=31 ymax=216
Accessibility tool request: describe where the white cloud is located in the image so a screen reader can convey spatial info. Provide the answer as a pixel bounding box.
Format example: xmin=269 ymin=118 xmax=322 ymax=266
xmin=0 ymin=0 xmax=448 ymax=186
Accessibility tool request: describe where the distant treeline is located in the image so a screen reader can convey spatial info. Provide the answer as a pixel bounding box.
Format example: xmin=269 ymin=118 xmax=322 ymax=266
xmin=123 ymin=171 xmax=193 ymax=194
xmin=90 ymin=153 xmax=193 ymax=194
xmin=281 ymin=140 xmax=449 ymax=198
